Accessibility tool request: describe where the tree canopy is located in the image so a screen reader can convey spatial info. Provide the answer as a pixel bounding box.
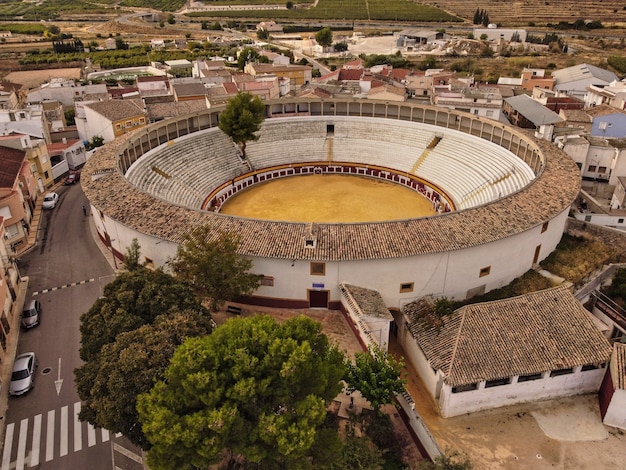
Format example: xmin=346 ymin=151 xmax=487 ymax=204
xmin=168 ymin=225 xmax=262 ymax=311
xmin=217 ymin=91 xmax=265 ymax=159
xmin=344 ymin=346 xmax=406 ymax=414
xmin=315 ymin=27 xmax=333 ymax=48
xmin=75 ymin=268 xmax=212 ymax=448
xmin=138 ymin=315 xmax=346 ymax=469
xmin=75 ymin=310 xmax=212 ymax=448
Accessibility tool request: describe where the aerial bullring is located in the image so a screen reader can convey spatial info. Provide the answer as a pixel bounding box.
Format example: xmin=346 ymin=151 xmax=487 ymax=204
xmin=82 ymin=98 xmax=581 ymax=310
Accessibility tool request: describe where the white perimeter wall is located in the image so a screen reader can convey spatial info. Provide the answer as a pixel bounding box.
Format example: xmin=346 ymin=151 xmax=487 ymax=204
xmin=439 ymin=367 xmax=608 ymax=418
xmin=603 ymin=389 xmax=626 ymax=430
xmin=92 ymin=206 xmax=570 ymax=307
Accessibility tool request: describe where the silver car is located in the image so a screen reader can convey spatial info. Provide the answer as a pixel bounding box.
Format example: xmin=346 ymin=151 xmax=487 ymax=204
xmin=21 ymin=299 xmax=41 ymax=329
xmin=10 ymin=352 xmax=37 ymax=396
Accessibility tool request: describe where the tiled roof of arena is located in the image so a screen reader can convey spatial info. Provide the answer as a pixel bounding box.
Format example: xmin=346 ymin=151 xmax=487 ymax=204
xmin=82 ymin=100 xmax=581 ymax=261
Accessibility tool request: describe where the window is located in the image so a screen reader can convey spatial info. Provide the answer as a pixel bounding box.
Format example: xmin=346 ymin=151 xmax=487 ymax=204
xmin=260 ymin=276 xmax=274 ymax=287
xmin=485 ymin=377 xmax=511 ymax=388
xmin=598 ymin=166 xmax=607 ymax=173
xmin=479 ymin=266 xmax=491 ymax=277
xmin=400 ymin=282 xmax=414 ymax=293
xmin=618 ymin=218 xmax=624 ymax=224
xmin=518 ymin=372 xmax=543 ymax=382
xmin=451 ymin=383 xmax=478 ymax=393
xmin=585 ymin=215 xmax=592 ymax=222
xmin=310 ymin=262 xmax=325 ymax=276
xmin=582 ymin=363 xmax=606 ymax=371
xmin=44 ymin=171 xmax=49 ymax=179
xmin=115 ymin=123 xmax=122 ymax=130
xmin=541 ymin=221 xmax=549 ymax=233
xmin=125 ymin=120 xmax=132 ymax=127
xmin=550 ymin=367 xmax=573 ymax=377
xmin=588 ymin=165 xmax=597 ymax=172
xmin=326 ymin=124 xmax=334 ymax=135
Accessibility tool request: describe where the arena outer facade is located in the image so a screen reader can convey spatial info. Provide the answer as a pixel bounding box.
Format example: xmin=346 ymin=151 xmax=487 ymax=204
xmin=82 ymin=98 xmax=581 ymax=310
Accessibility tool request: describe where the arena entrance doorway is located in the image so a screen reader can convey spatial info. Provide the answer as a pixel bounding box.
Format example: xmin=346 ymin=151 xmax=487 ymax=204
xmin=309 ymin=290 xmax=329 ymax=308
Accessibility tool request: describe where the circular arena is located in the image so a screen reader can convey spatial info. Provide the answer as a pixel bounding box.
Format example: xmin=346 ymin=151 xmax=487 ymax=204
xmin=83 ymin=99 xmax=581 ymax=310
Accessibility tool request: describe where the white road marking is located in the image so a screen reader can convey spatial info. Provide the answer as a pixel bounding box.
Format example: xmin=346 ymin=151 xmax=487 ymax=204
xmin=45 ymin=410 xmax=55 ymax=462
xmin=74 ymin=402 xmax=82 ymax=452
xmin=16 ymin=419 xmax=28 ymax=470
xmin=60 ymin=405 xmax=68 ymax=457
xmin=1 ymin=422 xmax=14 ymax=470
xmin=88 ymin=423 xmax=97 ymax=447
xmin=31 ymin=414 xmax=42 ymax=467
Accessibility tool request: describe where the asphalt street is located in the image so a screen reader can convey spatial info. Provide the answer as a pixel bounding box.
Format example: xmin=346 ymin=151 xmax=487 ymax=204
xmin=2 ymin=183 xmax=143 ymax=470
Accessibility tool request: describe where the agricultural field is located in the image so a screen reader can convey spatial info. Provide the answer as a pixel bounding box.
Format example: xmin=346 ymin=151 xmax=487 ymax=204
xmin=0 ymin=0 xmax=118 ymax=21
xmin=185 ymin=0 xmax=460 ymax=22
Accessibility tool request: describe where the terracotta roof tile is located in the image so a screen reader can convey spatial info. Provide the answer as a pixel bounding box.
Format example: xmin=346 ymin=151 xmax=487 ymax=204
xmin=0 ymin=146 xmax=26 ymax=188
xmin=403 ymin=286 xmax=613 ymax=386
xmin=81 ymin=103 xmax=580 ymax=262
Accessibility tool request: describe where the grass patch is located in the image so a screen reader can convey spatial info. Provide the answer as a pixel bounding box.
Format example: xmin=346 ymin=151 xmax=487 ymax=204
xmin=461 ymin=269 xmax=556 ymax=306
xmin=540 ymin=233 xmax=616 ymax=286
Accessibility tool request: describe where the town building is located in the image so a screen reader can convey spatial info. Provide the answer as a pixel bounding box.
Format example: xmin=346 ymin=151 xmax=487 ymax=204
xmin=75 ymin=99 xmax=147 ymax=144
xmin=552 ymin=63 xmax=618 ymax=100
xmin=398 ymin=286 xmax=612 ymax=418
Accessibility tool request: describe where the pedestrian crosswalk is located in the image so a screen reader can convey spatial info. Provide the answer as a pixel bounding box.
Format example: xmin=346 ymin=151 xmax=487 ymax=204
xmin=1 ymin=402 xmax=119 ymax=469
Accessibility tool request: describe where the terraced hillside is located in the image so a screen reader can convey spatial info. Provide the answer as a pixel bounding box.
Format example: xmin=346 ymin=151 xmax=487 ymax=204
xmin=423 ymin=0 xmax=626 ymax=25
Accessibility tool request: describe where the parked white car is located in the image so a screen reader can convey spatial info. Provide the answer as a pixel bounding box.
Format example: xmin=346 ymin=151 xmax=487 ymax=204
xmin=10 ymin=352 xmax=37 ymax=396
xmin=42 ymin=192 xmax=59 ymax=209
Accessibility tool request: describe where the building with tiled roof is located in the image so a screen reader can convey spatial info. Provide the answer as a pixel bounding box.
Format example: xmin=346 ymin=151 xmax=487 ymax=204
xmin=0 ymin=145 xmax=37 ymax=254
xmin=82 ymin=99 xmax=580 ymax=313
xmin=600 ymin=342 xmax=626 ymax=430
xmin=0 ymin=217 xmax=21 ymax=369
xmin=76 ymin=99 xmax=146 ymax=144
xmin=171 ymin=82 xmax=208 ymax=102
xmin=399 ymin=286 xmax=612 ymax=417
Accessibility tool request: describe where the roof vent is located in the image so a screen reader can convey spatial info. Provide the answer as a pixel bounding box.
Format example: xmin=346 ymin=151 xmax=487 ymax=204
xmin=304 ymin=222 xmax=317 ymax=248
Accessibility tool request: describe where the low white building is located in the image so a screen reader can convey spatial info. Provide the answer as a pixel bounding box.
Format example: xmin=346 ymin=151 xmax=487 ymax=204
xmin=398 ymin=286 xmax=612 ymax=418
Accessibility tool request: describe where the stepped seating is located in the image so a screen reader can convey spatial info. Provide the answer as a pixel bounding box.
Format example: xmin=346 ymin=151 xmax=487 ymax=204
xmin=124 ymin=116 xmax=536 ymax=211
xmin=125 ymin=129 xmax=242 ymax=208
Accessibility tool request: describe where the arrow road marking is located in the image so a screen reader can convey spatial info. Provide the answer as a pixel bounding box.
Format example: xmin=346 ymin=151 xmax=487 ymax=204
xmin=54 ymin=357 xmax=63 ymax=396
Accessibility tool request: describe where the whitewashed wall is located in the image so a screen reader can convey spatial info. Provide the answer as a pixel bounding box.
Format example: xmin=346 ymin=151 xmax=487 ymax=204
xmin=603 ymin=389 xmax=626 ymax=430
xmin=438 ymin=367 xmax=607 ymax=418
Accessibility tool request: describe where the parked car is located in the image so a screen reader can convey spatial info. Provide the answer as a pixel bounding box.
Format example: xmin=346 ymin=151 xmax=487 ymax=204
xmin=64 ymin=171 xmax=80 ymax=185
xmin=21 ymin=299 xmax=41 ymax=329
xmin=42 ymin=192 xmax=59 ymax=209
xmin=10 ymin=352 xmax=37 ymax=396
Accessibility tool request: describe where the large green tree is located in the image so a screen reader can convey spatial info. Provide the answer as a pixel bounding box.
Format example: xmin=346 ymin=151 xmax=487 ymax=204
xmin=78 ymin=268 xmax=203 ymax=361
xmin=75 ymin=268 xmax=212 ymax=447
xmin=344 ymin=346 xmax=406 ymax=414
xmin=138 ymin=315 xmax=346 ymax=470
xmin=75 ymin=310 xmax=212 ymax=448
xmin=218 ymin=91 xmax=265 ymax=159
xmin=169 ymin=225 xmax=263 ymax=311
xmin=315 ymin=27 xmax=333 ymax=48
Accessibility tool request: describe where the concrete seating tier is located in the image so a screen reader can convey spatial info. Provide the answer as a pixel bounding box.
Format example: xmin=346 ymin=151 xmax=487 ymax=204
xmin=125 ymin=116 xmax=535 ymax=211
xmin=125 ymin=128 xmax=242 ymax=209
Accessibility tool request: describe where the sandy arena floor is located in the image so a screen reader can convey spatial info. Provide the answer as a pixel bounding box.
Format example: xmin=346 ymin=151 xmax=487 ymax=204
xmin=220 ymin=174 xmax=436 ymax=222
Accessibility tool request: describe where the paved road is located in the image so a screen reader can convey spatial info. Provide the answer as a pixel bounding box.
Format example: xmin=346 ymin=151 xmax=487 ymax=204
xmin=2 ymin=183 xmax=143 ymax=470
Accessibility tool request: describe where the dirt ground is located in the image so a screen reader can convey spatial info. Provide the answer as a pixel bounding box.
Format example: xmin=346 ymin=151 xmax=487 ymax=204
xmin=4 ymin=67 xmax=82 ymax=90
xmin=215 ymin=304 xmax=626 ymax=470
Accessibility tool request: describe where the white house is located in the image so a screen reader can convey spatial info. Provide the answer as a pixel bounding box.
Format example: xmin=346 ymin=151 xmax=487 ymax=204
xmin=585 ymin=80 xmax=626 ymax=109
xmin=26 ymin=79 xmax=107 ymax=108
xmin=47 ymin=138 xmax=87 ymax=173
xmin=76 ymin=99 xmax=147 ymax=144
xmin=397 ymin=286 xmax=612 ymax=418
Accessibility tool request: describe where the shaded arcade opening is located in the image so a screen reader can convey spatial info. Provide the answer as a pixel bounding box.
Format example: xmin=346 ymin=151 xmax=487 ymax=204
xmin=219 ymin=174 xmax=437 ymax=223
